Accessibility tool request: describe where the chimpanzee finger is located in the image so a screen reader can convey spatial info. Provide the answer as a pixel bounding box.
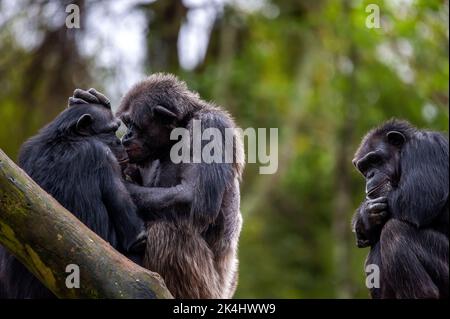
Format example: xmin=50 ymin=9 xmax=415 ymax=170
xmin=88 ymin=88 xmax=111 ymax=108
xmin=357 ymin=238 xmax=371 ymax=248
xmin=73 ymin=89 xmax=100 ymax=104
xmin=368 ymin=203 xmax=387 ymax=213
xmin=369 ymin=210 xmax=388 ymax=218
xmin=368 ymin=210 xmax=388 ymax=225
xmin=68 ymin=97 xmax=89 ymax=107
xmin=369 ymin=196 xmax=388 ymax=204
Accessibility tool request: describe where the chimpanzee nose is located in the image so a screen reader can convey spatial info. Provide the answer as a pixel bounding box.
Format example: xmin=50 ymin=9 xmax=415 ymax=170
xmin=122 ymin=133 xmax=132 ymax=147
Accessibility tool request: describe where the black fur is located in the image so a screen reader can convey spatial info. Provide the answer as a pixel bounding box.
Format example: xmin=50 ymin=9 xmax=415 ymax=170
xmin=0 ymin=102 xmax=145 ymax=298
xmin=352 ymin=119 xmax=449 ymax=298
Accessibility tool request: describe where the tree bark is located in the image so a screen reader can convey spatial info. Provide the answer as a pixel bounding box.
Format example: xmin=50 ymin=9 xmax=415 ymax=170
xmin=0 ymin=149 xmax=173 ymax=299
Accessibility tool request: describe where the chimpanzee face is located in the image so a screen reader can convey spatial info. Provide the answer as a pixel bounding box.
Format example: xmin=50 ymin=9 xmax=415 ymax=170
xmin=75 ymin=105 xmax=128 ymax=164
xmin=352 ymin=130 xmax=406 ymax=198
xmin=119 ymin=104 xmax=177 ymax=164
xmin=101 ymin=130 xmax=129 ymax=164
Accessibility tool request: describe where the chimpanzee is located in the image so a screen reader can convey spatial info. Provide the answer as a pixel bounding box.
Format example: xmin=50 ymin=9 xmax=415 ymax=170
xmin=0 ymin=89 xmax=145 ymax=298
xmin=72 ymin=74 xmax=245 ymax=299
xmin=352 ymin=119 xmax=449 ymax=299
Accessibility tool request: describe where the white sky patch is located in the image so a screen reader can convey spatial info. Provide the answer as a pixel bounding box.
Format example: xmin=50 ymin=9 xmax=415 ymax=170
xmin=386 ymin=0 xmax=415 ymax=20
xmin=376 ymin=41 xmax=415 ymax=84
xmin=0 ymin=0 xmax=18 ymax=24
xmin=338 ymin=56 xmax=354 ymax=75
xmin=396 ymin=38 xmax=414 ymax=58
xmin=178 ymin=0 xmax=275 ymax=70
xmin=81 ymin=0 xmax=154 ymax=105
xmin=179 ymin=0 xmax=221 ymax=70
xmin=1 ymin=0 xmax=271 ymax=103
xmin=178 ymin=0 xmax=221 ymax=70
xmin=0 ymin=0 xmax=151 ymax=105
xmin=422 ymin=102 xmax=438 ymax=122
xmin=228 ymin=0 xmax=266 ymax=13
xmin=1 ymin=0 xmax=43 ymax=50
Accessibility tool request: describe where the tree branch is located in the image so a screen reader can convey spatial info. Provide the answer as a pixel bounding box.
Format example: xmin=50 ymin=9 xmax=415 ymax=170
xmin=0 ymin=149 xmax=173 ymax=299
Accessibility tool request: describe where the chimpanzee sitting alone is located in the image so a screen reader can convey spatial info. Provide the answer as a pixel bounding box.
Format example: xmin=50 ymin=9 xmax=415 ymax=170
xmin=0 ymin=89 xmax=145 ymax=298
xmin=352 ymin=119 xmax=449 ymax=299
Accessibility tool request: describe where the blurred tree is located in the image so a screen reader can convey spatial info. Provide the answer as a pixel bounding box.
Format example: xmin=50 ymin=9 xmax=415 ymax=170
xmin=140 ymin=0 xmax=187 ymax=73
xmin=0 ymin=0 xmax=91 ymax=159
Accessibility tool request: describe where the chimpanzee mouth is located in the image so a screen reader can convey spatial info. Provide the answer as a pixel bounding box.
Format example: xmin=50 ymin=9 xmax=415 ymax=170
xmin=117 ymin=158 xmax=129 ymax=165
xmin=125 ymin=145 xmax=140 ymax=153
xmin=366 ymin=180 xmax=390 ymax=198
xmin=125 ymin=145 xmax=146 ymax=161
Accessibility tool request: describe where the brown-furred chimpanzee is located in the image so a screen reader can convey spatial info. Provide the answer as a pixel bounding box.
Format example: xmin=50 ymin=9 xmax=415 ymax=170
xmin=0 ymin=90 xmax=146 ymax=298
xmin=352 ymin=119 xmax=449 ymax=299
xmin=75 ymin=74 xmax=245 ymax=299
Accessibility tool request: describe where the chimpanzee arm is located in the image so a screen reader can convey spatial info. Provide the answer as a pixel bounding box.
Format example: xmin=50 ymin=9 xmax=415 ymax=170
xmin=126 ymin=162 xmax=230 ymax=230
xmin=127 ymin=112 xmax=237 ymax=229
xmin=100 ymin=159 xmax=146 ymax=253
xmin=188 ymin=162 xmax=231 ymax=228
xmin=187 ymin=112 xmax=237 ymax=228
xmin=125 ymin=181 xmax=193 ymax=212
xmin=389 ymin=132 xmax=449 ymax=228
xmin=352 ymin=206 xmax=371 ymax=248
xmin=352 ymin=197 xmax=388 ymax=248
xmin=380 ymin=219 xmax=448 ymax=298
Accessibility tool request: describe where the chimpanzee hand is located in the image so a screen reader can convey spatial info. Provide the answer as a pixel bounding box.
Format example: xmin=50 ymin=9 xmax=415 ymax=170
xmin=353 ymin=216 xmax=371 ymax=248
xmin=68 ymin=88 xmax=111 ymax=109
xmin=353 ymin=196 xmax=390 ymax=247
xmin=123 ymin=163 xmax=143 ymax=185
xmin=361 ymin=196 xmax=390 ymax=228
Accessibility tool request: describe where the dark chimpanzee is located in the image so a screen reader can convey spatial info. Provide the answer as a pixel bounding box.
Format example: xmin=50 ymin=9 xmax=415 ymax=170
xmin=352 ymin=119 xmax=449 ymax=299
xmin=74 ymin=74 xmax=245 ymax=299
xmin=0 ymin=90 xmax=145 ymax=298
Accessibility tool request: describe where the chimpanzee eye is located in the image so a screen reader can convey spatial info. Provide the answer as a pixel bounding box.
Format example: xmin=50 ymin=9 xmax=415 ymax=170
xmin=369 ymin=153 xmax=383 ymax=165
xmin=361 ymin=151 xmax=382 ymax=166
xmin=356 ymin=151 xmax=383 ymax=174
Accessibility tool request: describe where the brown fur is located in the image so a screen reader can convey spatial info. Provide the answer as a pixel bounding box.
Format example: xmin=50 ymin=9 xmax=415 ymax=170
xmin=117 ymin=73 xmax=244 ymax=298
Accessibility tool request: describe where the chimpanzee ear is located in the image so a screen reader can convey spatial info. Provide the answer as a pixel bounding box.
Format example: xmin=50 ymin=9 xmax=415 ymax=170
xmin=76 ymin=113 xmax=93 ymax=135
xmin=386 ymin=130 xmax=405 ymax=147
xmin=154 ymin=105 xmax=177 ymax=120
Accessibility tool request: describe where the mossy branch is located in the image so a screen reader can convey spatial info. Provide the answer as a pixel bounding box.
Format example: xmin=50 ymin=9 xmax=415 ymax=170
xmin=0 ymin=149 xmax=172 ymax=299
